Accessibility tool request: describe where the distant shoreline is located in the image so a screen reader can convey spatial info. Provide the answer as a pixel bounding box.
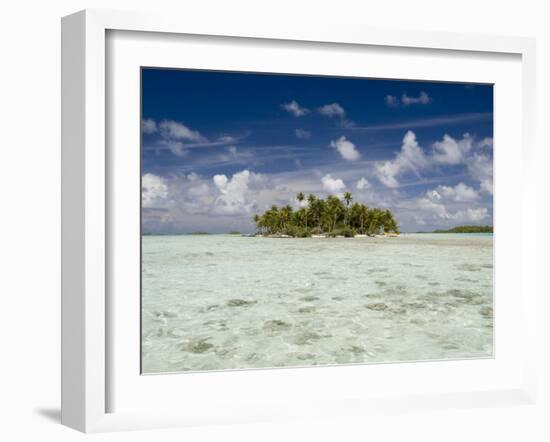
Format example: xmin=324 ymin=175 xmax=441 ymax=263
xmin=426 ymin=225 xmax=493 ymax=234
xmin=141 ymin=232 xmax=494 ymax=238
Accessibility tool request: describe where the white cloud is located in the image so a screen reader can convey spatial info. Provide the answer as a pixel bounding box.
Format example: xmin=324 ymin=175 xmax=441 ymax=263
xmin=402 ymin=195 xmax=489 ymax=225
xmin=141 ymin=118 xmax=157 ymax=134
xmin=295 ymin=128 xmax=311 ymax=139
xmin=356 ymin=177 xmax=371 ymax=190
xmin=187 ymin=172 xmax=200 ymax=181
xmin=376 ymin=130 xmax=428 ymax=188
xmin=329 ymin=136 xmax=360 ymax=161
xmin=456 ymin=207 xmax=489 ymax=222
xmin=157 ymin=140 xmax=189 ymax=157
xmin=321 ymin=174 xmax=346 ymax=194
xmin=467 ymin=152 xmax=493 ymax=195
xmin=427 ymin=183 xmax=479 ymax=202
xmin=426 ymin=189 xmax=441 ymax=201
xmin=217 ymin=135 xmax=237 ymax=144
xmin=213 ymin=169 xmax=262 ymax=214
xmin=318 ymin=103 xmax=346 ymax=118
xmin=213 ymin=174 xmax=228 ymax=189
xmin=402 ymin=91 xmax=432 ymax=106
xmin=385 ymin=95 xmax=399 ymax=108
xmin=432 ymin=133 xmax=473 ymax=165
xmin=281 ymin=100 xmax=309 ymax=117
xmin=142 ymin=173 xmax=168 ymax=208
xmin=159 ymin=120 xmax=204 ymax=142
xmin=480 ymin=180 xmax=493 ymax=194
xmin=186 ymin=183 xmax=211 ymax=199
xmin=477 ymin=137 xmax=493 ymax=149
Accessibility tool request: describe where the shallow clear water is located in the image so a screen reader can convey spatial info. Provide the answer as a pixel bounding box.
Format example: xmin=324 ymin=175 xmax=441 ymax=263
xmin=141 ymin=234 xmax=493 ymax=373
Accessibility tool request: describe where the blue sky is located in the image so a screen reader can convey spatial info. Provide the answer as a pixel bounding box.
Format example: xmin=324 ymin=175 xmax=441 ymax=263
xmin=141 ymin=68 xmax=493 ymax=233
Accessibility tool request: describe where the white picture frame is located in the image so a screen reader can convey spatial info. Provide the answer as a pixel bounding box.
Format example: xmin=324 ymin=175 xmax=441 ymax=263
xmin=61 ymin=9 xmax=538 ymax=433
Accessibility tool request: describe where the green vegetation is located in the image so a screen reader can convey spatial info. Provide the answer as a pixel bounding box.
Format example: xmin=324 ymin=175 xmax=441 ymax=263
xmin=252 ymin=192 xmax=399 ymax=237
xmin=432 ymin=225 xmax=493 ymax=233
xmin=228 ymin=231 xmax=242 ymax=235
xmin=189 ymin=231 xmax=210 ymax=235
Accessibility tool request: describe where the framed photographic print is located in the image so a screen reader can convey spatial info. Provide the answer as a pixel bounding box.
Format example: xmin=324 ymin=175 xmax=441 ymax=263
xmin=140 ymin=68 xmax=495 ymax=374
xmin=61 ymin=9 xmax=538 ymax=432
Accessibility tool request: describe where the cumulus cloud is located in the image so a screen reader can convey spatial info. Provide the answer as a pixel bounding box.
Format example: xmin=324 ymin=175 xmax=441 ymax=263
xmin=281 ymin=100 xmax=309 ymax=117
xmin=457 ymin=207 xmax=489 ymax=221
xmin=356 ymin=177 xmax=371 ymax=190
xmin=477 ymin=137 xmax=493 ymax=149
xmin=142 ymin=173 xmax=169 ymax=208
xmin=402 ymin=91 xmax=432 ymax=106
xmin=432 ymin=133 xmax=473 ymax=165
xmin=295 ymin=128 xmax=311 ymax=139
xmin=213 ymin=169 xmax=262 ymax=214
xmin=141 ymin=118 xmax=157 ymax=134
xmin=375 ymin=131 xmax=493 ymax=193
xmin=426 ymin=183 xmax=479 ymax=203
xmin=403 ymin=194 xmax=489 ymax=225
xmin=321 ymin=174 xmax=346 ymax=194
xmin=318 ymin=103 xmax=346 ymax=118
xmin=329 ymin=136 xmax=360 ymax=161
xmin=466 ymin=152 xmax=493 ymax=195
xmin=376 ymin=130 xmax=428 ymax=188
xmin=159 ymin=120 xmax=205 ymax=142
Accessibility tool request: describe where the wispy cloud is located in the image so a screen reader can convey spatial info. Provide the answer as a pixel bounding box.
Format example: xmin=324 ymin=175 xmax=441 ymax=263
xmin=141 ymin=118 xmax=158 ymax=134
xmin=159 ymin=120 xmax=205 ymax=142
xmin=295 ymin=128 xmax=311 ymax=139
xmin=350 ymin=112 xmax=493 ymax=132
xmin=385 ymin=91 xmax=432 ymax=108
xmin=318 ymin=103 xmax=354 ymax=127
xmin=281 ymin=100 xmax=309 ymax=117
xmin=142 ymin=120 xmax=248 ymax=156
xmin=385 ymin=95 xmax=399 ymax=108
xmin=318 ymin=103 xmax=345 ymax=118
xmin=402 ymin=91 xmax=432 ymax=106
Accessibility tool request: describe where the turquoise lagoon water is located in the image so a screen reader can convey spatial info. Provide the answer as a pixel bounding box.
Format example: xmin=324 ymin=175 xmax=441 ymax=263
xmin=141 ymin=234 xmax=493 ymax=373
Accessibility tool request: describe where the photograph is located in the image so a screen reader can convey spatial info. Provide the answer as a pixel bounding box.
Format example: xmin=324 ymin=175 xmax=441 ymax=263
xmin=140 ymin=68 xmax=494 ymax=374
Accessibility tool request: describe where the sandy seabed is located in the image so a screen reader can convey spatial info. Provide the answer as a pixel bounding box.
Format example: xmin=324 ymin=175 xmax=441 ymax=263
xmin=141 ymin=234 xmax=493 ymax=373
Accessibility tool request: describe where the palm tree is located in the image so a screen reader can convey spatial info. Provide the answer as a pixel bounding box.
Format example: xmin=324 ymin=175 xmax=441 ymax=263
xmin=296 ymin=192 xmax=307 ymax=230
xmin=359 ymin=204 xmax=369 ymax=234
xmin=251 ymin=192 xmax=397 ymax=237
xmin=382 ymin=209 xmax=398 ymax=233
xmin=265 ymin=205 xmax=280 ymax=233
xmin=252 ymin=214 xmax=261 ymax=233
xmin=350 ymin=203 xmax=368 ymax=233
xmin=280 ymin=205 xmax=293 ymax=231
xmin=343 ymin=191 xmax=353 ymax=226
xmin=326 ymin=195 xmax=343 ymax=232
xmin=367 ymin=208 xmax=381 ymax=235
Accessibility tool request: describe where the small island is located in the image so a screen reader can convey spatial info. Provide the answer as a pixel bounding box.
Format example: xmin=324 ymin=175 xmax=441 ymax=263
xmin=432 ymin=225 xmax=493 ymax=234
xmin=252 ymin=192 xmax=399 ymax=238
